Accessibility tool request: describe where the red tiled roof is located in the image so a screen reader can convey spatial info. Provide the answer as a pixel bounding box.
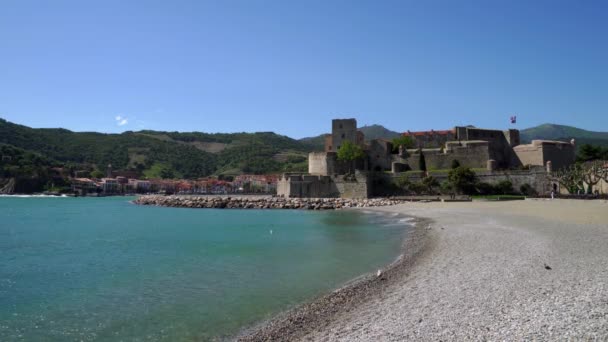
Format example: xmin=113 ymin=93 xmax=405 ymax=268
xmin=402 ymin=129 xmax=454 ymax=136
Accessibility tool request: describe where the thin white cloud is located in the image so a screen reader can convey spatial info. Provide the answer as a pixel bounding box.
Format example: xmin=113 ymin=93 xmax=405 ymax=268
xmin=115 ymin=115 xmax=128 ymax=126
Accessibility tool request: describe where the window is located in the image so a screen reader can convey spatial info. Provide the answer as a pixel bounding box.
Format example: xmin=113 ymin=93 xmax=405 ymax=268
xmin=341 ymin=133 xmax=345 ymax=138
xmin=339 ymin=124 xmax=343 ymax=129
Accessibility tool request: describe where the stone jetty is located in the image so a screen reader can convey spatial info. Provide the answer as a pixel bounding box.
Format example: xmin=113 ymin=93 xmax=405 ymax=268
xmin=133 ymin=195 xmax=406 ymax=210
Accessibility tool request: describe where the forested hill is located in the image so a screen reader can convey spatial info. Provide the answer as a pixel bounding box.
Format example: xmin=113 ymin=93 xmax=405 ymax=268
xmin=4 ymin=118 xmax=607 ymax=180
xmin=299 ymin=124 xmax=402 ymax=150
xmin=520 ymin=124 xmax=608 ymax=147
xmin=0 ymin=118 xmax=316 ymax=178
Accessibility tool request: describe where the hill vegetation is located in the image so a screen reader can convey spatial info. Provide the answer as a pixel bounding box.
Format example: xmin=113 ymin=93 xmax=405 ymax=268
xmin=520 ymin=123 xmax=608 ymax=148
xmin=0 ymin=118 xmax=312 ymax=179
xmin=2 ymin=118 xmax=607 ymax=191
xmin=298 ymin=124 xmax=402 ymax=150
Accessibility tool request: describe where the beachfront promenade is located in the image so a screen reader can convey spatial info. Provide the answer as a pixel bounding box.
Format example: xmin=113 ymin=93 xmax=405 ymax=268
xmin=241 ymin=199 xmax=608 ymax=341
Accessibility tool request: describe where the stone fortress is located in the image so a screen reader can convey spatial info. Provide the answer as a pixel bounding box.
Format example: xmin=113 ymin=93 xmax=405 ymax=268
xmin=278 ymin=118 xmax=576 ymax=198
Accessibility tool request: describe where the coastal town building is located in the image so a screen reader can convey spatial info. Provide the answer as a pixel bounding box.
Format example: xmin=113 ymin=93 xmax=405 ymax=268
xmin=233 ymin=174 xmax=279 ymax=193
xmin=69 ymin=174 xmax=280 ymax=196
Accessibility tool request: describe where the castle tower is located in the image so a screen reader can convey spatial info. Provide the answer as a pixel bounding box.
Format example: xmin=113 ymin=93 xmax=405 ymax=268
xmin=326 ymin=118 xmax=358 ymax=153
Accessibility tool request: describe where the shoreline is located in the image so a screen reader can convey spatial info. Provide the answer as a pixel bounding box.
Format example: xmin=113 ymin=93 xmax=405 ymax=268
xmin=235 ymin=210 xmax=437 ymax=341
xmin=238 ymin=199 xmax=608 ymax=340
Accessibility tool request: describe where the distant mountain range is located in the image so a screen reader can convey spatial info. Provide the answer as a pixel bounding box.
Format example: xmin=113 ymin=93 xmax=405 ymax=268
xmin=298 ymin=124 xmax=402 ymax=150
xmin=1 ymin=118 xmax=607 ymax=180
xmin=519 ymin=124 xmax=608 ymax=147
xmin=300 ymin=123 xmax=608 ymax=149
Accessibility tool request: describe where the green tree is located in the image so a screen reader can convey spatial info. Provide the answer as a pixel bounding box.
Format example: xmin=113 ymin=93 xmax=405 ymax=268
xmin=391 ymin=136 xmax=414 ymax=152
xmin=396 ymin=174 xmax=411 ymax=191
xmin=577 ymin=144 xmax=602 ymax=162
xmin=447 ymin=166 xmax=477 ymax=195
xmin=422 ymin=175 xmax=440 ymax=194
xmin=337 ymin=141 xmax=365 ymax=173
xmin=90 ymin=170 xmax=104 ymax=179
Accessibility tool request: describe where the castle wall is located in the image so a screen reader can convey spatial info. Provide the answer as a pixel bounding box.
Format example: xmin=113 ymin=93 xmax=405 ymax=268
xmin=513 ymin=140 xmax=575 ymax=170
xmin=387 ymin=168 xmax=552 ymax=195
xmin=403 ymin=130 xmax=455 ymax=148
xmin=324 ymin=134 xmax=332 ymax=152
xmin=308 ymin=152 xmax=350 ymax=176
xmin=368 ymin=140 xmax=393 ymax=171
xmin=456 ymin=127 xmax=520 ymax=169
xmin=309 ymin=152 xmax=331 ymax=175
xmin=504 ymin=129 xmax=521 ymax=147
xmin=404 ymin=141 xmax=491 ymax=170
xmin=277 ymin=173 xmax=370 ymax=198
xmin=537 ymin=142 xmax=575 ymax=170
xmin=333 ymin=174 xmax=371 ymax=198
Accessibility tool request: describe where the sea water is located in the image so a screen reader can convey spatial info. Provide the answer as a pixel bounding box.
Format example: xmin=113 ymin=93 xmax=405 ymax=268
xmin=0 ymin=197 xmax=409 ymax=341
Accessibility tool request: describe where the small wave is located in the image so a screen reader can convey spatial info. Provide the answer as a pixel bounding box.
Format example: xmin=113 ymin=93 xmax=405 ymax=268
xmin=383 ymin=223 xmax=406 ymax=227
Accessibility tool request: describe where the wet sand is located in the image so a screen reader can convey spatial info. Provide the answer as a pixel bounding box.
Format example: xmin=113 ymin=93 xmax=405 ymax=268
xmin=239 ymin=199 xmax=608 ymax=341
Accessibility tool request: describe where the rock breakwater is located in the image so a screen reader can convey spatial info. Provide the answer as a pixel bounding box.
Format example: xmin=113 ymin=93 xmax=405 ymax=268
xmin=134 ymin=195 xmax=406 ymax=210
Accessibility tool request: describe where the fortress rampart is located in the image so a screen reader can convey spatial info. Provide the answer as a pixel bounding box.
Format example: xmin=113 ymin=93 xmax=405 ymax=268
xmin=278 ymin=118 xmax=576 ymax=198
xmin=277 ymin=172 xmax=370 ymax=198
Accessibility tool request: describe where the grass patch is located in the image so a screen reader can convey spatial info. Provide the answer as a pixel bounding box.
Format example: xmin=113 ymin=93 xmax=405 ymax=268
xmin=472 ymin=194 xmax=526 ymax=201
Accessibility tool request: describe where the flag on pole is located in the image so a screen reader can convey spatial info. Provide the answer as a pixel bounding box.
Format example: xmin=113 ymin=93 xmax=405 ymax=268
xmin=510 ymin=115 xmax=517 ymax=124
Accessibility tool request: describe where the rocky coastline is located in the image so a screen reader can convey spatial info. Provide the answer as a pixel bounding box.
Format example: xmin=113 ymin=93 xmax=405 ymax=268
xmin=133 ymin=195 xmax=407 ymax=210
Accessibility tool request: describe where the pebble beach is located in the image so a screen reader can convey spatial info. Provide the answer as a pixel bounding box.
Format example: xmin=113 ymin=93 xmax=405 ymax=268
xmin=239 ymin=199 xmax=608 ymax=341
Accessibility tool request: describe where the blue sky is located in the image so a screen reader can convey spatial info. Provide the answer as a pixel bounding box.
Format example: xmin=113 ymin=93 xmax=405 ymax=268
xmin=1 ymin=0 xmax=607 ymax=138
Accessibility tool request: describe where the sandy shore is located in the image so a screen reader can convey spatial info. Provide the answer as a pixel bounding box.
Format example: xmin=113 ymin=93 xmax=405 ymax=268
xmin=239 ymin=199 xmax=608 ymax=341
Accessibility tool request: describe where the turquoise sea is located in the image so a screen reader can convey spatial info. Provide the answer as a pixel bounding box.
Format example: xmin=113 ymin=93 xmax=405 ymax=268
xmin=0 ymin=196 xmax=409 ymax=341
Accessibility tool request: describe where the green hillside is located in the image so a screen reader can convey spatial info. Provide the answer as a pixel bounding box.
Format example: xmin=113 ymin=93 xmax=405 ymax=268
xmin=299 ymin=124 xmax=401 ymax=150
xmin=0 ymin=118 xmax=312 ymax=178
xmin=520 ymin=124 xmax=608 ymax=147
xmin=358 ymin=124 xmax=402 ymax=140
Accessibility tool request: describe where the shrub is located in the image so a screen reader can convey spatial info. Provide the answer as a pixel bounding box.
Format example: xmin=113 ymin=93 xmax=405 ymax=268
xmin=475 ymin=182 xmax=495 ymax=195
xmin=451 ymin=159 xmax=460 ymax=169
xmin=422 ymin=175 xmax=440 ymax=193
xmin=440 ymin=180 xmax=453 ymax=194
xmin=396 ymin=174 xmax=411 ymax=190
xmin=495 ymin=180 xmax=514 ymax=195
xmin=447 ymin=166 xmax=477 ymax=195
xmin=519 ymin=183 xmax=537 ymax=196
xmin=408 ymin=182 xmax=427 ymax=195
